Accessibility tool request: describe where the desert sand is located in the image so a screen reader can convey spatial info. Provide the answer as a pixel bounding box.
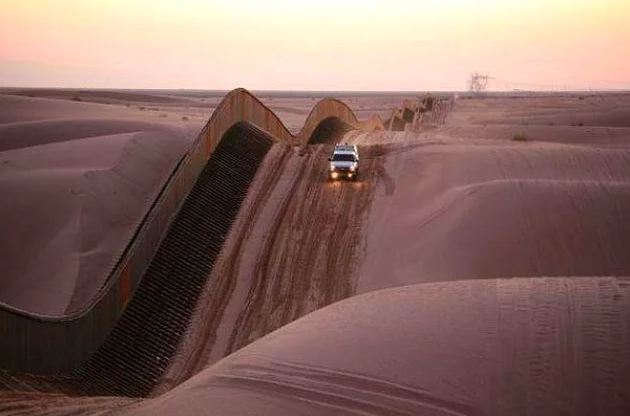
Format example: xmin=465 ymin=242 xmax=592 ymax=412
xmin=1 ymin=90 xmax=630 ymax=415
xmin=0 ymin=91 xmax=201 ymax=315
xmin=126 ymin=277 xmax=630 ymax=416
xmin=157 ymin=94 xmax=630 ymax=384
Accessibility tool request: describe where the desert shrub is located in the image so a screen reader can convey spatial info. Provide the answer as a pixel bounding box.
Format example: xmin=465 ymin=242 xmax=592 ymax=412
xmin=182 ymin=116 xmax=189 ymax=121
xmin=512 ymin=132 xmax=528 ymax=142
xmin=72 ymin=96 xmax=82 ymax=102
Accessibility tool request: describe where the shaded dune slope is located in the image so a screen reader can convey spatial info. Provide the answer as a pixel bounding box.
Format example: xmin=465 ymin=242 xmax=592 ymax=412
xmin=408 ymin=179 xmax=630 ymax=279
xmin=355 ymin=136 xmax=630 ymax=288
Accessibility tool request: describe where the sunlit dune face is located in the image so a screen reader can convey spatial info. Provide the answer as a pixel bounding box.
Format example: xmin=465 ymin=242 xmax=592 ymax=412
xmin=0 ymin=0 xmax=629 ymax=90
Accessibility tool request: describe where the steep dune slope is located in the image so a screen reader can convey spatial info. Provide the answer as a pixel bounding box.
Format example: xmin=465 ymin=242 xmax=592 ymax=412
xmin=0 ymin=128 xmax=193 ymax=315
xmin=158 ymin=142 xmax=384 ymax=389
xmin=0 ymin=93 xmax=199 ymax=315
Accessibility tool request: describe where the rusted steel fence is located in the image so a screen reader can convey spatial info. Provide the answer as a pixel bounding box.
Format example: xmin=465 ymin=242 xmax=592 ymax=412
xmin=0 ymin=88 xmax=385 ymax=374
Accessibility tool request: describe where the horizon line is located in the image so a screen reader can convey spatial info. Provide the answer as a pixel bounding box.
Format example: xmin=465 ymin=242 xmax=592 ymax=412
xmin=1 ymin=86 xmax=630 ymax=94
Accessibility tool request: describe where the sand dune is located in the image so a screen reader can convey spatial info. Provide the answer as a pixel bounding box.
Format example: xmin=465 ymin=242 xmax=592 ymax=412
xmin=0 ymin=93 xmax=199 ymax=315
xmin=376 ymin=178 xmax=630 ymax=280
xmin=0 ymin=129 xmax=192 ymax=315
xmin=358 ymin=139 xmax=630 ymax=292
xmin=156 ymin=94 xmax=630 ymax=395
xmin=157 ymin=132 xmax=630 ymax=394
xmin=0 ymin=118 xmax=180 ymax=152
xmin=123 ymin=277 xmax=630 ymax=416
xmin=0 ymin=93 xmax=141 ymax=124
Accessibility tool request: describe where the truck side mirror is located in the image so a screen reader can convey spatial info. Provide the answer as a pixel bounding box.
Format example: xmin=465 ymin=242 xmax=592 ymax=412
xmin=328 ymin=157 xmax=332 ymax=161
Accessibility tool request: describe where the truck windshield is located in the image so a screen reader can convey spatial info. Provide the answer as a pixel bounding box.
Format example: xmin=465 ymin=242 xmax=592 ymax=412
xmin=332 ymin=154 xmax=356 ymax=162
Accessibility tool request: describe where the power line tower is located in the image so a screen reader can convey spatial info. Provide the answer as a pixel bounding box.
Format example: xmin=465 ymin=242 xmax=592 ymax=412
xmin=468 ymin=73 xmax=491 ymax=94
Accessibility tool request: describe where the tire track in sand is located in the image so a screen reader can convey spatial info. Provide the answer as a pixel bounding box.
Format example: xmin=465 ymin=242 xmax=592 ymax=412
xmin=159 ymin=142 xmax=386 ymax=388
xmin=156 ymin=144 xmax=295 ymax=392
xmin=225 ymin=144 xmax=383 ymax=355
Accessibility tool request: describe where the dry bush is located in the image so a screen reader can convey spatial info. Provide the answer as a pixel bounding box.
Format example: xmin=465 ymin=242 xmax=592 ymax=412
xmin=512 ymin=132 xmax=528 ymax=142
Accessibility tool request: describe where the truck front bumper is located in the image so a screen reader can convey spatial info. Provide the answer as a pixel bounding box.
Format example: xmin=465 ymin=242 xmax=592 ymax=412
xmin=329 ymin=170 xmax=356 ymax=180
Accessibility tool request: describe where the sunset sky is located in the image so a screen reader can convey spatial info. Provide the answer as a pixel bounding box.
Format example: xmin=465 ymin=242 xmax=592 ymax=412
xmin=1 ymin=0 xmax=629 ymax=91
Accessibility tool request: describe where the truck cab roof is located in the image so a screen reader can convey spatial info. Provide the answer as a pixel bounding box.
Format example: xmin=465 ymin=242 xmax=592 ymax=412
xmin=333 ymin=144 xmax=359 ymax=159
xmin=334 ymin=144 xmax=358 ymax=153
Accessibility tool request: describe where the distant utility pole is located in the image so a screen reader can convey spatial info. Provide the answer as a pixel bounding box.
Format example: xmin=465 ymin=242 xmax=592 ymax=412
xmin=468 ymin=73 xmax=491 ymax=94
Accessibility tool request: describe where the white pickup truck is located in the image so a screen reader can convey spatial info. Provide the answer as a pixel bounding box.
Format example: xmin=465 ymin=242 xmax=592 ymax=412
xmin=328 ymin=144 xmax=359 ymax=181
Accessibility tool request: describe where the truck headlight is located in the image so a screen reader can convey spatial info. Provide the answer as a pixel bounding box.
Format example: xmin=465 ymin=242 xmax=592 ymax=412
xmin=329 ymin=164 xmax=336 ymax=171
xmin=350 ymin=165 xmax=356 ymax=171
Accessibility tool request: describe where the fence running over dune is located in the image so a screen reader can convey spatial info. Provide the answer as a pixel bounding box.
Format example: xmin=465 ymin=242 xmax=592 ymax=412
xmin=0 ymin=89 xmax=388 ymax=392
xmin=384 ymin=96 xmax=455 ymax=131
xmin=0 ymin=88 xmax=442 ymax=397
xmin=1 ymin=123 xmax=273 ymax=397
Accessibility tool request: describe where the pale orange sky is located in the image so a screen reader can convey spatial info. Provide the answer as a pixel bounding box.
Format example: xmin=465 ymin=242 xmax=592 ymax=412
xmin=1 ymin=0 xmax=629 ymax=91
